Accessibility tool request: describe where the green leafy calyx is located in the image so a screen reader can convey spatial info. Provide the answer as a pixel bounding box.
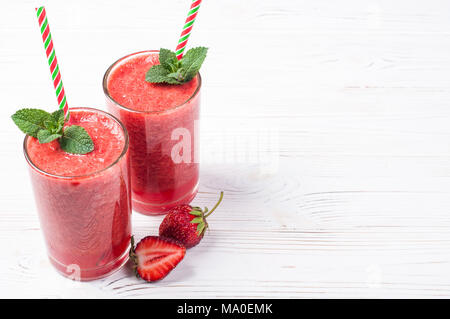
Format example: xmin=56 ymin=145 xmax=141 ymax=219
xmin=190 ymin=191 xmax=224 ymax=236
xmin=146 ymin=47 xmax=208 ymax=85
xmin=11 ymin=108 xmax=94 ymax=155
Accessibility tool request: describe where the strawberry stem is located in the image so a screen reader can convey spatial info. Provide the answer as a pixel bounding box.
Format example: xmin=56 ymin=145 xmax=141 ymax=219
xmin=204 ymin=191 xmax=224 ymax=218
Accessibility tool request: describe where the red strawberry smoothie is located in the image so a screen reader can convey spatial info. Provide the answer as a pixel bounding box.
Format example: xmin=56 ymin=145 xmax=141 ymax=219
xmin=24 ymin=108 xmax=131 ymax=281
xmin=104 ymin=51 xmax=200 ymax=215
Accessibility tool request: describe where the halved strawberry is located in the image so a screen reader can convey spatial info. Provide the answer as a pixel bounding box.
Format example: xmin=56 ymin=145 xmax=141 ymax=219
xmin=129 ymin=236 xmax=186 ymax=282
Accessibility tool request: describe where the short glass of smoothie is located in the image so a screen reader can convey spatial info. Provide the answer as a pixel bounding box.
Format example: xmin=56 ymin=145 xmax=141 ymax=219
xmin=24 ymin=107 xmax=131 ymax=281
xmin=103 ymin=50 xmax=201 ymax=215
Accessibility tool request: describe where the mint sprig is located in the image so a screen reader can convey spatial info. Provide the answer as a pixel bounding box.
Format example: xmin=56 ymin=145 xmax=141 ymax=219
xmin=12 ymin=108 xmax=94 ymax=155
xmin=145 ymin=47 xmax=208 ymax=85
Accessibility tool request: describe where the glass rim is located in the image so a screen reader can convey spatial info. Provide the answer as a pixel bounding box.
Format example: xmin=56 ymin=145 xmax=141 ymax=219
xmin=102 ymin=50 xmax=202 ymax=114
xmin=23 ymin=107 xmax=129 ymax=180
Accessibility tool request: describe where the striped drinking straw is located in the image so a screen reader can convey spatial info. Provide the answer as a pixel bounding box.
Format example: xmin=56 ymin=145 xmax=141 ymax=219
xmin=35 ymin=6 xmax=69 ymax=119
xmin=175 ymin=0 xmax=203 ymax=60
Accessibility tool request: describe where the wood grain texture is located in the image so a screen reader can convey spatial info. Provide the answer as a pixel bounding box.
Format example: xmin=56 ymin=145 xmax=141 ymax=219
xmin=1 ymin=0 xmax=450 ymax=298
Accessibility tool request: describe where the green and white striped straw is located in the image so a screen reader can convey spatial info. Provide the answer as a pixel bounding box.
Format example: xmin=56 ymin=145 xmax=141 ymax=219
xmin=35 ymin=6 xmax=69 ymax=119
xmin=175 ymin=0 xmax=202 ymax=60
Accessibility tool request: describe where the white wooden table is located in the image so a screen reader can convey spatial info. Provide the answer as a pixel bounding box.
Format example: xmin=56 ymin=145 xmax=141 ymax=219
xmin=1 ymin=0 xmax=450 ymax=298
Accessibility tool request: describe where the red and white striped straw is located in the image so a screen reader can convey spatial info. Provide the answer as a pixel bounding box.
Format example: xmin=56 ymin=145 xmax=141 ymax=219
xmin=35 ymin=6 xmax=69 ymax=119
xmin=175 ymin=0 xmax=203 ymax=60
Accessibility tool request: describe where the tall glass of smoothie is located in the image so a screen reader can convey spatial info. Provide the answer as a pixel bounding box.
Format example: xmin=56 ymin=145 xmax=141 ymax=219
xmin=24 ymin=107 xmax=131 ymax=281
xmin=103 ymin=50 xmax=200 ymax=215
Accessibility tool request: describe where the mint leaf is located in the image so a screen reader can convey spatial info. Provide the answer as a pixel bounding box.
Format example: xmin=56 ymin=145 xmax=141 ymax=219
xmin=51 ymin=109 xmax=65 ymax=127
xmin=145 ymin=47 xmax=207 ymax=84
xmin=163 ymin=76 xmax=184 ymax=85
xmin=146 ymin=64 xmax=182 ymax=84
xmin=11 ymin=109 xmax=51 ymax=138
xmin=59 ymin=125 xmax=94 ymax=155
xmin=180 ymin=47 xmax=208 ymax=81
xmin=44 ymin=118 xmax=63 ymax=135
xmin=145 ymin=64 xmax=170 ymax=83
xmin=159 ymin=48 xmax=179 ymax=72
xmin=167 ymin=69 xmax=187 ymax=83
xmin=37 ymin=129 xmax=62 ymax=144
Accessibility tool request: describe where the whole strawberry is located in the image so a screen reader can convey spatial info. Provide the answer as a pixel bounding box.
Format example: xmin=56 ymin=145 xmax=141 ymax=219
xmin=159 ymin=192 xmax=224 ymax=248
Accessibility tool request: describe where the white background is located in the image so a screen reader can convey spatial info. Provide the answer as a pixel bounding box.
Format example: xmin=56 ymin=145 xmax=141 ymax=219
xmin=1 ymin=0 xmax=450 ymax=298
